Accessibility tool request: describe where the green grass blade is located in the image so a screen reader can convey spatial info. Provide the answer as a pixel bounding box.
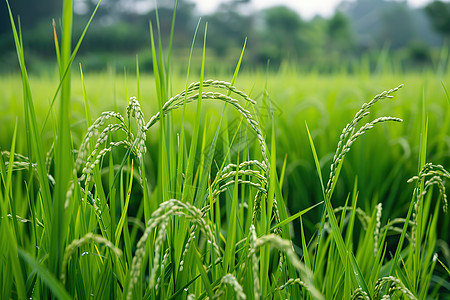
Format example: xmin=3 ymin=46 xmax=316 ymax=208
xmin=305 ymin=121 xmax=327 ymax=274
xmin=194 ymin=38 xmax=247 ymax=208
xmin=300 ymin=217 xmax=311 ymax=270
xmin=175 ymin=18 xmax=201 ymax=199
xmin=166 ymin=0 xmax=178 ymax=90
xmin=115 ymin=161 xmax=134 ymax=246
xmin=419 ymin=92 xmax=428 ymax=172
xmin=193 ymin=117 xmax=222 ymax=207
xmin=136 ymin=55 xmax=141 ymax=101
xmin=50 ymin=0 xmax=74 ymax=274
xmin=306 ymin=122 xmax=370 ymax=297
xmin=192 ymin=243 xmax=214 ymax=298
xmin=4 ymin=120 xmax=18 ymax=215
xmin=5 ymin=121 xmax=22 ymax=250
xmin=6 ymin=0 xmax=53 ymax=242
xmin=171 ymin=21 xmax=202 ymax=285
xmin=270 ymin=149 xmax=300 ymax=297
xmin=230 ymin=38 xmax=246 ymax=88
xmin=442 ymin=81 xmax=450 ymax=105
xmin=267 ymin=122 xmax=276 ymax=228
xmin=80 ymin=65 xmax=92 ymax=128
xmin=5 ymin=234 xmax=26 ymax=300
xmin=17 ymin=248 xmax=71 ymax=300
xmin=182 ymin=23 xmax=207 ymax=205
xmin=223 ymin=155 xmax=239 ymax=273
xmin=305 ymin=122 xmax=326 ymax=198
xmin=260 ymin=123 xmax=278 ymax=298
xmin=345 ymin=178 xmax=358 ymax=247
xmin=53 ymin=19 xmax=61 ymax=72
xmin=389 ymin=97 xmax=428 ymax=279
xmin=437 ymin=257 xmax=450 ymax=276
xmin=0 ymin=120 xmax=27 ymax=300
xmin=41 ymin=0 xmax=102 ymax=133
xmin=271 ymin=201 xmax=323 ymax=231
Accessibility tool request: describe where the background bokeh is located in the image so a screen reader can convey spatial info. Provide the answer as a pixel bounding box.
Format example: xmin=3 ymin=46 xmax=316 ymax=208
xmin=1 ymin=0 xmax=449 ymax=74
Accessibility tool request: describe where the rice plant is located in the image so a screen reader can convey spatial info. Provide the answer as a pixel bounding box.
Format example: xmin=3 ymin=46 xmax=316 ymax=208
xmin=1 ymin=0 xmax=449 ymax=299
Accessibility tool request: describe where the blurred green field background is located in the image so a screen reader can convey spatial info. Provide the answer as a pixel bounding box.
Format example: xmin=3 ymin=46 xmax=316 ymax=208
xmin=2 ymin=67 xmax=449 ymax=242
xmin=2 ymin=1 xmax=450 ymax=297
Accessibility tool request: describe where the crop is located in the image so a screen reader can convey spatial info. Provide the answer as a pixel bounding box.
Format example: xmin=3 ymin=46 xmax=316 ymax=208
xmin=1 ymin=0 xmax=449 ymax=299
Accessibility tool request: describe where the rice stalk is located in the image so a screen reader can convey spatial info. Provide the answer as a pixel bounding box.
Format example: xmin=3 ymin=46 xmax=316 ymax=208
xmin=326 ymin=85 xmax=403 ymax=198
xmin=249 ymin=230 xmax=323 ymax=299
xmin=379 ymin=218 xmax=415 ymax=243
xmin=155 ymin=248 xmax=170 ymax=293
xmin=209 ymin=161 xmax=268 ymax=199
xmin=126 ymin=199 xmax=220 ymax=300
xmin=217 ymin=273 xmax=246 ymax=300
xmin=276 ymin=278 xmax=308 ymax=292
xmin=73 ymin=82 xmax=276 ymax=226
xmin=144 ymin=89 xmax=268 ymax=169
xmin=149 ymin=219 xmax=168 ymax=288
xmin=327 ymin=206 xmax=371 ymax=230
xmin=374 ymin=203 xmax=382 ymax=257
xmin=408 ymin=162 xmax=450 ymax=213
xmin=187 ymin=294 xmax=196 ymax=300
xmin=351 ymin=288 xmax=370 ymax=300
xmin=60 ymin=232 xmax=122 ymax=284
xmin=373 ymin=276 xmax=417 ymax=299
xmin=249 ymin=224 xmax=260 ymax=299
xmin=408 ymin=163 xmax=449 ymax=248
xmin=75 ymin=111 xmax=125 ymax=170
xmin=2 ymin=214 xmax=44 ymax=228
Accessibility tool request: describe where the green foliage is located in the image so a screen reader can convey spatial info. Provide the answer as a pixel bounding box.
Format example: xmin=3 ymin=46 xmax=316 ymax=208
xmin=326 ymin=12 xmax=356 ymax=54
xmin=2 ymin=0 xmax=448 ymax=74
xmin=1 ymin=1 xmax=450 ymax=299
xmin=425 ymin=1 xmax=450 ymax=37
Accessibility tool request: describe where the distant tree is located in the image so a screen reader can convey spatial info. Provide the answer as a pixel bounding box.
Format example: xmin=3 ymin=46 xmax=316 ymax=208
xmin=75 ymin=0 xmax=196 ymax=54
xmin=0 ymin=2 xmax=10 ymax=37
xmin=326 ymin=12 xmax=355 ymax=54
xmin=263 ymin=5 xmax=302 ymax=35
xmin=0 ymin=0 xmax=62 ymax=57
xmin=15 ymin=0 xmax=61 ymax=27
xmin=424 ymin=1 xmax=450 ymax=38
xmin=341 ymin=0 xmax=418 ymax=50
xmin=203 ymin=0 xmax=252 ymax=57
xmin=256 ymin=6 xmax=305 ymax=64
xmin=75 ymin=0 xmax=123 ymax=19
xmin=1 ymin=0 xmax=61 ymax=35
xmin=378 ymin=3 xmax=415 ymax=49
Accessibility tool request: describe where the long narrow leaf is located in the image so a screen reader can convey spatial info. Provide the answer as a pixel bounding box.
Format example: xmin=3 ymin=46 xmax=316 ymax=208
xmin=18 ymin=248 xmax=71 ymax=300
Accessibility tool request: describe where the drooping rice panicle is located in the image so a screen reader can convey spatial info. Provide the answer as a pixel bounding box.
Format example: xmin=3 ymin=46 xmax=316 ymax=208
xmin=76 ymin=111 xmax=125 ymax=169
xmin=249 ymin=225 xmax=260 ymax=300
xmin=351 ymin=288 xmax=370 ymax=300
xmin=249 ymin=232 xmax=323 ymax=300
xmin=374 ymin=203 xmax=383 ymax=257
xmin=373 ymin=276 xmax=417 ymax=299
xmin=326 ymin=85 xmax=403 ymax=198
xmin=149 ymin=220 xmax=168 ymax=288
xmin=144 ymin=90 xmax=268 ymax=170
xmin=276 ymin=278 xmax=308 ymax=291
xmin=60 ymin=233 xmax=122 ymax=284
xmin=127 ymin=199 xmax=220 ymax=299
xmin=408 ymin=163 xmax=449 ymax=213
xmin=155 ymin=248 xmax=170 ymax=293
xmin=219 ymin=274 xmax=246 ymax=300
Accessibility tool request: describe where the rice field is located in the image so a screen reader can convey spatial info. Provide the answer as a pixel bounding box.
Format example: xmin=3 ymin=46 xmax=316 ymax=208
xmin=1 ymin=1 xmax=450 ymax=299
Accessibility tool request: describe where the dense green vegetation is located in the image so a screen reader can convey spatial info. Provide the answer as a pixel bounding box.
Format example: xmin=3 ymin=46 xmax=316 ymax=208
xmin=2 ymin=0 xmax=450 ymax=73
xmin=1 ymin=0 xmax=450 ymax=299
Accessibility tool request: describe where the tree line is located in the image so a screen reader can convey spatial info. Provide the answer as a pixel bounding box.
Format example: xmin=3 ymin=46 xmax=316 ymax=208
xmin=1 ymin=0 xmax=449 ymax=73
